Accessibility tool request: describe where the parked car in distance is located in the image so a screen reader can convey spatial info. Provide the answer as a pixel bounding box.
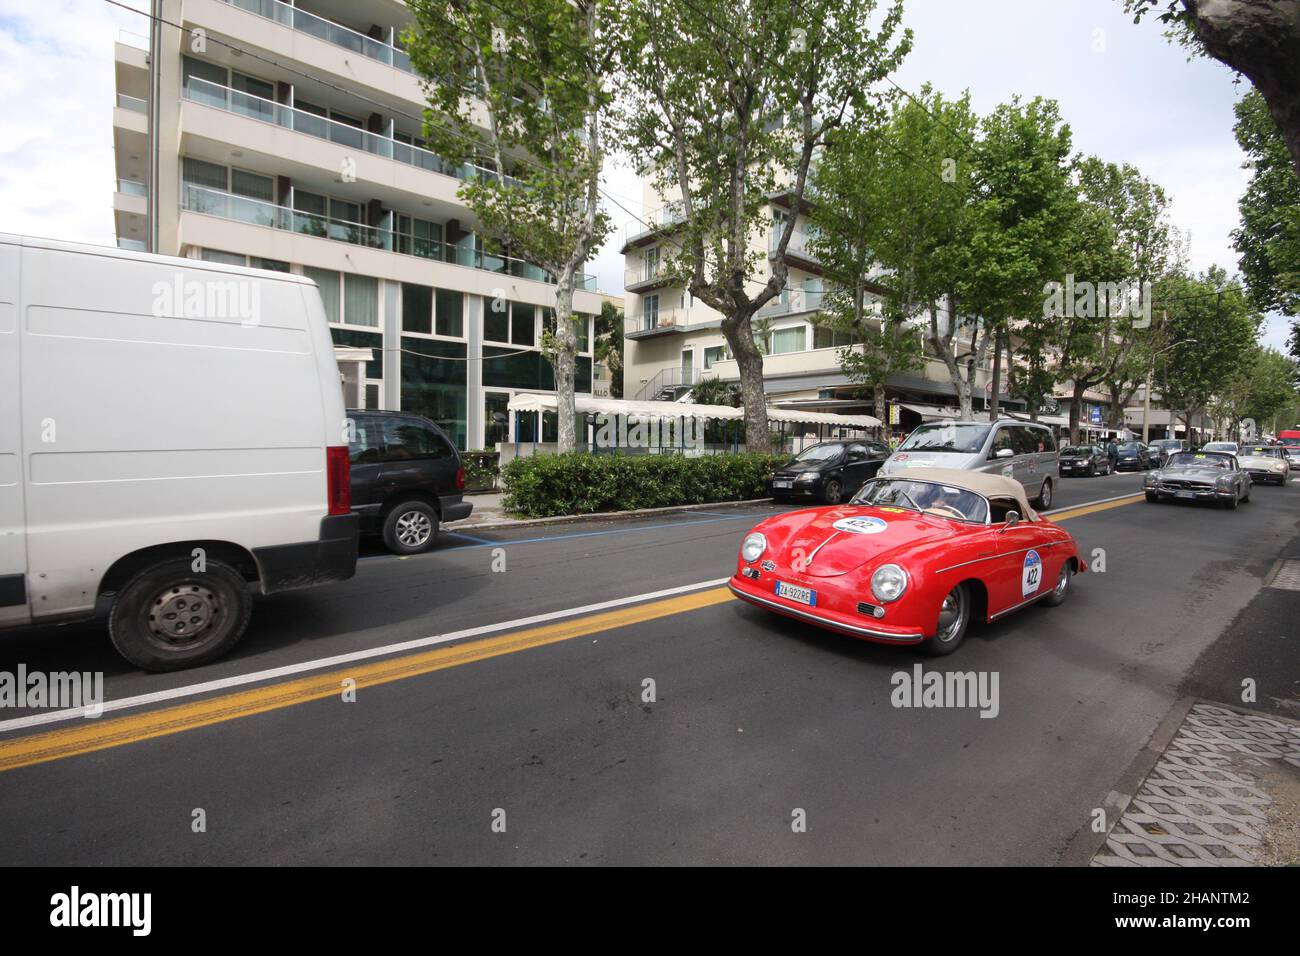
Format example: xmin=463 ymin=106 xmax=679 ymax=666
xmin=1202 ymin=441 xmax=1239 ymax=455
xmin=731 ymin=468 xmax=1085 ymax=656
xmin=1114 ymin=441 xmax=1154 ymax=471
xmin=1148 ymin=439 xmax=1187 ymax=466
xmin=1144 ymin=451 xmax=1251 ymax=508
xmin=880 ymin=419 xmax=1059 ymax=509
xmin=0 ymin=234 xmax=359 ymax=671
xmin=771 ymin=440 xmax=891 ymax=505
xmin=348 ymin=410 xmax=473 ymax=554
xmin=1236 ymin=444 xmax=1290 ymax=485
xmin=1059 ymin=444 xmax=1111 ymax=477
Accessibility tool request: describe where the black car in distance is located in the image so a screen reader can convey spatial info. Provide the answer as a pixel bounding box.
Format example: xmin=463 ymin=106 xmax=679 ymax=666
xmin=1059 ymin=444 xmax=1111 ymax=477
xmin=770 ymin=440 xmax=891 ymax=504
xmin=1114 ymin=441 xmax=1154 ymax=471
xmin=347 ymin=410 xmax=473 ymax=554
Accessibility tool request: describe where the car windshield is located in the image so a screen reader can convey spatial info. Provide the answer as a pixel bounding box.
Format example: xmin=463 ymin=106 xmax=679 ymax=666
xmin=852 ymin=478 xmax=990 ymax=523
xmin=792 ymin=443 xmax=843 ymax=462
xmin=1060 ymin=446 xmax=1091 ymax=456
xmin=897 ymin=423 xmax=992 ymax=454
xmin=1168 ymin=452 xmax=1231 ymax=469
xmin=1118 ymin=443 xmax=1142 ymax=453
xmin=1242 ymin=446 xmax=1282 ymax=458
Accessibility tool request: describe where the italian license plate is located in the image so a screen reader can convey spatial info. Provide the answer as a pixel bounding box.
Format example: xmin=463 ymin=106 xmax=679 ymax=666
xmin=775 ymin=581 xmax=816 ymax=606
xmin=1176 ymin=490 xmax=1195 ymax=499
xmin=773 ymin=480 xmax=792 ymax=489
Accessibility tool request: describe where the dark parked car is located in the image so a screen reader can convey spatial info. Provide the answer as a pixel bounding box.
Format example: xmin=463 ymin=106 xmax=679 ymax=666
xmin=770 ymin=440 xmax=891 ymax=504
xmin=1114 ymin=441 xmax=1154 ymax=471
xmin=1058 ymin=444 xmax=1111 ymax=477
xmin=347 ymin=410 xmax=472 ymax=554
xmin=1148 ymin=439 xmax=1186 ymax=467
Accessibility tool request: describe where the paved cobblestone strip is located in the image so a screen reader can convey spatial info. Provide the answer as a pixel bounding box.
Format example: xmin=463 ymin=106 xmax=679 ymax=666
xmin=1093 ymin=704 xmax=1300 ymax=866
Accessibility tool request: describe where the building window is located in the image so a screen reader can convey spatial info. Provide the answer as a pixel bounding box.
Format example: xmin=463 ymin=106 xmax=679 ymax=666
xmin=510 ymin=302 xmax=535 ymax=346
xmin=436 ymin=289 xmax=463 ymax=337
xmin=402 ymin=282 xmax=433 ymax=335
xmin=343 ymin=274 xmax=378 ymax=327
xmin=199 ymin=249 xmax=245 ymax=265
xmin=643 ymin=294 xmax=659 ymax=328
xmin=771 ymin=325 xmax=806 ymax=355
xmin=483 ymin=298 xmax=510 ymax=343
xmin=813 ymin=325 xmax=856 ymax=349
xmin=704 ymin=345 xmax=729 ymax=368
xmin=182 ymin=157 xmax=227 ymax=190
xmin=251 ymin=257 xmax=290 ymax=272
xmin=231 ymin=168 xmax=274 ymax=202
xmin=304 ymin=266 xmax=340 ymax=324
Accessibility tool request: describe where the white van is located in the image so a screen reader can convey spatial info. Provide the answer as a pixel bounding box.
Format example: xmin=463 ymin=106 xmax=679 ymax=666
xmin=0 ymin=234 xmax=358 ymax=671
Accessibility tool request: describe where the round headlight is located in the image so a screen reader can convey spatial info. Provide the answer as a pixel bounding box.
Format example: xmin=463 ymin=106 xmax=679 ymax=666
xmin=1275 ymin=462 xmax=1287 ymax=472
xmin=741 ymin=532 xmax=767 ymax=563
xmin=871 ymin=564 xmax=908 ymax=603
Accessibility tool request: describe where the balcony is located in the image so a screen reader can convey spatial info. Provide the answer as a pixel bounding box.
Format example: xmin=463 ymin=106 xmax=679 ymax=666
xmin=180 ymin=184 xmax=595 ymax=290
xmin=770 ymin=228 xmax=819 ymax=265
xmin=757 ymin=289 xmax=824 ymax=317
xmin=625 ymin=307 xmax=697 ymax=339
xmin=219 ymin=0 xmax=413 ymax=73
xmin=622 ymin=202 xmax=685 ymax=248
xmin=624 ymin=259 xmax=674 ymax=292
xmin=182 ymin=77 xmax=518 ymax=187
xmin=116 ymin=93 xmax=146 ymax=114
xmin=116 ymin=179 xmax=147 ymax=198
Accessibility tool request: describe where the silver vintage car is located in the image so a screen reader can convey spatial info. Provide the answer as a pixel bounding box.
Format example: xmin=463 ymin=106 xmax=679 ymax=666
xmin=880 ymin=418 xmax=1059 ymax=509
xmin=1236 ymin=444 xmax=1290 ymax=486
xmin=1143 ymin=450 xmax=1251 ymax=508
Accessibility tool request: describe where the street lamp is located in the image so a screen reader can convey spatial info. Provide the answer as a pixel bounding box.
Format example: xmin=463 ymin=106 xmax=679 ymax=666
xmin=1143 ymin=339 xmax=1197 ymax=444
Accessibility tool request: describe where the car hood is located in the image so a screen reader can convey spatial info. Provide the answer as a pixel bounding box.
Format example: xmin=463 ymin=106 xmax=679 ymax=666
xmin=769 ymin=505 xmax=972 ymax=578
xmin=880 ymin=451 xmax=980 ymax=475
xmin=1158 ymin=464 xmax=1228 ymax=482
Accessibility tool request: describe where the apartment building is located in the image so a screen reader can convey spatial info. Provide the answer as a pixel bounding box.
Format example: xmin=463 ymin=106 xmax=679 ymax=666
xmin=113 ymin=0 xmax=609 ymax=450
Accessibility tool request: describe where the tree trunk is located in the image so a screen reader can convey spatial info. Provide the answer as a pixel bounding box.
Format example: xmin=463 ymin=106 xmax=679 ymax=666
xmin=1187 ymin=0 xmax=1300 ymax=178
xmin=988 ymin=327 xmax=1003 ymax=422
xmin=722 ymin=316 xmax=770 ymax=452
xmin=1069 ymin=381 xmax=1087 ymax=444
xmin=874 ymin=382 xmax=887 ymax=440
xmin=552 ymin=274 xmax=578 ymax=453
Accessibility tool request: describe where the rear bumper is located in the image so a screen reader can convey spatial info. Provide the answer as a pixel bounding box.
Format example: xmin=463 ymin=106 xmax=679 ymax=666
xmin=441 ymin=497 xmax=473 ymax=522
xmin=253 ymin=514 xmax=359 ymax=594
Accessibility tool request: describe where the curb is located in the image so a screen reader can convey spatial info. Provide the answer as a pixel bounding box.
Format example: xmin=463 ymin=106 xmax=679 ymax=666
xmin=1056 ymin=695 xmax=1198 ymax=867
xmin=454 ymin=497 xmax=777 ymax=532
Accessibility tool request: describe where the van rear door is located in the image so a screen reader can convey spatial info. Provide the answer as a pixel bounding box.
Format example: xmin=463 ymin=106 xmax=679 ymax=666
xmin=0 ymin=237 xmax=29 ymax=625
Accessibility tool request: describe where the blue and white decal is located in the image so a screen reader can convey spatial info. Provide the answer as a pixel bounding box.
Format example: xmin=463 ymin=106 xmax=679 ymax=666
xmin=832 ymin=516 xmax=888 ymax=535
xmin=1022 ymin=549 xmax=1042 ymax=598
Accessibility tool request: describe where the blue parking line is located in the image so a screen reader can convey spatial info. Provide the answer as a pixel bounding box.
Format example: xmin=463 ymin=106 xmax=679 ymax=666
xmin=443 ymin=530 xmax=497 ymax=544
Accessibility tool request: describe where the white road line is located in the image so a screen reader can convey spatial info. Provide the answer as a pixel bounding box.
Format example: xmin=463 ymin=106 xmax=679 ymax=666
xmin=0 ymin=576 xmax=733 ymax=735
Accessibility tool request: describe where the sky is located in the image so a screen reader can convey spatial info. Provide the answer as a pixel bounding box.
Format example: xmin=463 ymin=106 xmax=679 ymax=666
xmin=0 ymin=0 xmax=1288 ymax=351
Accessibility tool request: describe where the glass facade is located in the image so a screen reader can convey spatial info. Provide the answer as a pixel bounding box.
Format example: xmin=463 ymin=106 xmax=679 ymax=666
xmin=400 ymin=338 xmax=468 ymax=450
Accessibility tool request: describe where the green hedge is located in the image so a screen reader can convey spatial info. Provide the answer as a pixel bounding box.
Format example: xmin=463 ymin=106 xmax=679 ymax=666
xmin=502 ymin=452 xmax=789 ymax=517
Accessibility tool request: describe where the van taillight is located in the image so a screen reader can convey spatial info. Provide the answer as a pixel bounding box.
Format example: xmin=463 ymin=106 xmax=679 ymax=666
xmin=326 ymin=446 xmax=351 ymax=515
xmin=455 ymin=466 xmax=465 ymax=491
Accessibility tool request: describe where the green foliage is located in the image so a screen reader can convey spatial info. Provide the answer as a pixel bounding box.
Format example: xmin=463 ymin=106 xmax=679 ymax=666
xmin=594 ymin=300 xmax=624 ymax=398
xmin=502 ymin=452 xmax=789 ymax=517
xmin=1232 ymin=89 xmax=1300 ymax=332
xmin=461 ymin=450 xmax=500 ymax=491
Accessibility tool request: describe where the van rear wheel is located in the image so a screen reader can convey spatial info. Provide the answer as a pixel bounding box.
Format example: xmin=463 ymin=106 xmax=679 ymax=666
xmin=1033 ymin=478 xmax=1053 ymax=510
xmin=383 ymin=500 xmax=440 ymax=554
xmin=108 ymin=559 xmax=252 ymax=671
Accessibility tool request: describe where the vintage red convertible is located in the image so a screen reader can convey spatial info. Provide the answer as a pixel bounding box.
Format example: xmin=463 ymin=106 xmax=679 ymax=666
xmin=729 ymin=467 xmax=1085 ymax=655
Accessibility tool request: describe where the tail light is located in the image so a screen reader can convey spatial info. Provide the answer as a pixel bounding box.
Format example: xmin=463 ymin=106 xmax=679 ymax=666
xmin=455 ymin=466 xmax=465 ymax=492
xmin=326 ymin=446 xmax=351 ymax=515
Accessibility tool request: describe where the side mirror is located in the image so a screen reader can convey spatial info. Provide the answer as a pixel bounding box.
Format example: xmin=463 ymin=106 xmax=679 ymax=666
xmin=999 ymin=511 xmax=1021 ymax=533
xmin=995 ymin=447 xmax=1015 ymax=459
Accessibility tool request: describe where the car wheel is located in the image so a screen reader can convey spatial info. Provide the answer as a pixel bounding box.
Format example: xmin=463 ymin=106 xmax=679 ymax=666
xmin=382 ymin=500 xmax=440 ymax=554
xmin=822 ymin=478 xmax=843 ymax=505
xmin=1145 ymin=492 xmax=1158 ymax=502
xmin=108 ymin=558 xmax=252 ymax=672
xmin=923 ymin=584 xmax=970 ymax=656
xmin=1086 ymin=463 xmax=1095 ymax=477
xmin=1222 ymin=491 xmax=1238 ymax=510
xmin=1033 ymin=478 xmax=1053 ymax=510
xmin=1042 ymin=562 xmax=1072 ymax=607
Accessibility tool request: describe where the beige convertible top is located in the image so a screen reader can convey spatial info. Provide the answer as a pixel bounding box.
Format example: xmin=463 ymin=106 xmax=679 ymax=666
xmin=878 ymin=466 xmax=1037 ymax=519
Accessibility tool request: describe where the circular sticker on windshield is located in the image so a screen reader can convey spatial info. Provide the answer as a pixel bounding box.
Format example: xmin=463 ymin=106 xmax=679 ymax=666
xmin=1022 ymin=550 xmax=1042 ymax=598
xmin=832 ymin=516 xmax=888 ymax=535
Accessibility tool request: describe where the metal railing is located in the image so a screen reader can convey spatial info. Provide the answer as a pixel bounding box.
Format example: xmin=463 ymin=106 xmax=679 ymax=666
xmin=117 ymin=93 xmax=147 ymax=113
xmin=770 ymin=228 xmax=818 ymax=259
xmin=627 ymin=307 xmax=696 ymax=333
xmin=182 ymin=77 xmax=519 ymax=187
xmin=116 ymin=179 xmax=147 ymax=197
xmin=635 ymin=366 xmax=700 ymax=402
xmin=117 ymin=29 xmax=150 ymax=51
xmin=221 ymin=0 xmax=413 ymax=73
xmin=757 ymin=289 xmax=824 ymax=317
xmin=624 ymin=259 xmax=673 ymax=289
xmin=624 ymin=202 xmax=685 ymax=244
xmin=180 ymin=184 xmax=595 ymax=290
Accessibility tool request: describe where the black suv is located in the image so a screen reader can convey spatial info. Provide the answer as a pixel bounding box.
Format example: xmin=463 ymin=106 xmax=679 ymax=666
xmin=346 ymin=410 xmax=473 ymax=554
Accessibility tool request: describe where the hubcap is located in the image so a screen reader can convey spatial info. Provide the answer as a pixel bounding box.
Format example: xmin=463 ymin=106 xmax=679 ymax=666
xmin=1041 ymin=482 xmax=1052 ymax=508
xmin=935 ymin=587 xmax=967 ymax=643
xmin=148 ymin=583 xmax=219 ymax=646
xmin=825 ymin=482 xmax=841 ymax=503
xmin=396 ymin=510 xmax=433 ymax=547
xmin=1055 ymin=567 xmax=1070 ymax=597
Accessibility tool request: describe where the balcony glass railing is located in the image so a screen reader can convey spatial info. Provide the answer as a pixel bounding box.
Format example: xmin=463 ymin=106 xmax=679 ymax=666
xmin=117 ymin=238 xmax=147 ymax=252
xmin=624 ymin=260 xmax=672 ymax=288
xmin=221 ymin=0 xmax=412 ymax=73
xmin=627 ymin=308 xmax=695 ymax=333
xmin=183 ymin=77 xmax=520 ymax=188
xmin=624 ymin=203 xmax=685 ymax=244
xmin=116 ymin=179 xmax=147 ymax=197
xmin=180 ymin=184 xmax=595 ymax=290
xmin=117 ymin=29 xmax=150 ymax=51
xmin=770 ymin=228 xmax=818 ymax=259
xmin=117 ymin=93 xmax=146 ymax=113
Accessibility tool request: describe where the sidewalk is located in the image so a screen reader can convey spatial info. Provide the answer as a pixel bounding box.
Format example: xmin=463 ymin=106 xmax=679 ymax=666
xmin=456 ymin=491 xmax=774 ymax=531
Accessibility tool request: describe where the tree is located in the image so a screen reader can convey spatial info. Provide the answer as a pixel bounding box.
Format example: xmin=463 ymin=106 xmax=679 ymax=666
xmin=808 ymin=124 xmax=921 ymax=434
xmin=1210 ymin=346 xmax=1297 ymax=436
xmin=1231 ymin=88 xmax=1300 ymax=353
xmin=1155 ymin=268 xmax=1259 ymax=440
xmin=965 ymin=97 xmax=1077 ymax=421
xmin=617 ymin=0 xmax=911 ymax=450
xmin=406 ymin=0 xmax=617 ymax=453
xmin=1125 ymin=1 xmax=1300 ymax=177
xmin=594 ymin=300 xmax=625 ymax=398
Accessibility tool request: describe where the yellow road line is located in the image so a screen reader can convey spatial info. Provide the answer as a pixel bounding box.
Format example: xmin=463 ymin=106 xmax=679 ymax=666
xmin=0 ymin=587 xmax=734 ymax=774
xmin=1048 ymin=493 xmax=1144 ymax=522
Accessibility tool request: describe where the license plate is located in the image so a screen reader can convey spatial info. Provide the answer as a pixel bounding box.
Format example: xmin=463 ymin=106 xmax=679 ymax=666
xmin=773 ymin=480 xmax=792 ymax=489
xmin=1176 ymin=490 xmax=1195 ymax=499
xmin=775 ymin=581 xmax=816 ymax=606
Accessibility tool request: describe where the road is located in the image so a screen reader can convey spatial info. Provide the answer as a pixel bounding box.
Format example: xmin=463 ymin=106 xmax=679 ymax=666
xmin=0 ymin=470 xmax=1296 ymax=865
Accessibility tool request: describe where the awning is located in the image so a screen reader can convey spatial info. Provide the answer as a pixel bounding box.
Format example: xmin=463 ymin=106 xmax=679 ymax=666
xmin=898 ymin=402 xmax=961 ymax=421
xmin=507 ymin=394 xmax=879 ymax=428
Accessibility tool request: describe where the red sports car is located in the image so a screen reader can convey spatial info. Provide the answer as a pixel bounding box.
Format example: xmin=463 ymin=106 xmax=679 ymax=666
xmin=729 ymin=467 xmax=1085 ymax=655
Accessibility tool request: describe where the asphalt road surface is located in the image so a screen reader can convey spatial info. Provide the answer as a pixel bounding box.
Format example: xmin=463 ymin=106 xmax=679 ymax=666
xmin=1 ymin=469 xmax=1296 ymax=865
